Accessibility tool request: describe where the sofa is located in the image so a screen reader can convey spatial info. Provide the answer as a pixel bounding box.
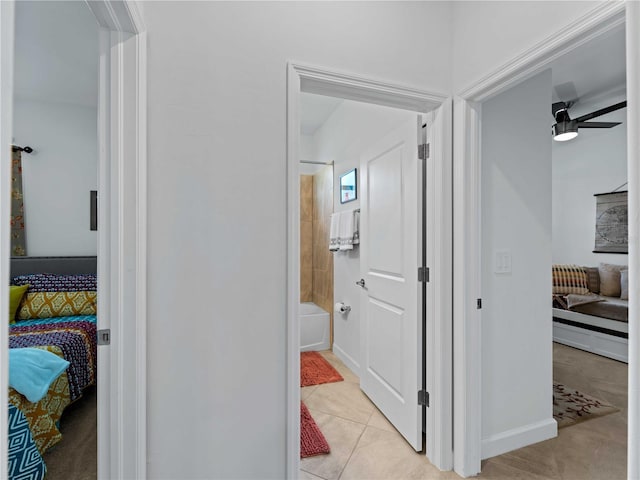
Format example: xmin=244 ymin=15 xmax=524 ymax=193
xmin=552 ymin=263 xmax=628 ymax=363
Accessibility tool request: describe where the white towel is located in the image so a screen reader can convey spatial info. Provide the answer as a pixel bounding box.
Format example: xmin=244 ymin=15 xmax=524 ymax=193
xmin=329 ymin=213 xmax=340 ymax=251
xmin=339 ymin=209 xmax=360 ymax=251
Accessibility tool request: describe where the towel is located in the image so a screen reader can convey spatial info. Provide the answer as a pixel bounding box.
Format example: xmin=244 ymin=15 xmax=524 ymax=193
xmin=329 ymin=213 xmax=341 ymax=251
xmin=9 ymin=347 xmax=70 ymax=403
xmin=339 ymin=209 xmax=360 ymax=251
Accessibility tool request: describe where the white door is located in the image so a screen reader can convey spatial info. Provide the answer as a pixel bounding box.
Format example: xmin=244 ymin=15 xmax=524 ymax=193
xmin=359 ymin=118 xmax=422 ymax=451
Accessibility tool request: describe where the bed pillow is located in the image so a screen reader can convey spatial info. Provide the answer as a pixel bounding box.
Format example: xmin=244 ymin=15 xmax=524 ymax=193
xmin=620 ymin=270 xmax=629 ymax=300
xmin=11 ymin=273 xmax=96 ymax=292
xmin=8 ymin=347 xmax=70 ymax=403
xmin=17 ymin=291 xmax=97 ymax=320
xmin=599 ymin=263 xmax=626 ymax=297
xmin=583 ymin=266 xmax=600 ymax=294
xmin=552 ymin=264 xmax=589 ymax=295
xmin=9 ymin=285 xmax=29 ymax=323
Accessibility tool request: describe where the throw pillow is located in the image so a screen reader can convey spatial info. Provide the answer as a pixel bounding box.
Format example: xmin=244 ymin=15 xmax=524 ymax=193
xmin=17 ymin=291 xmax=97 ymax=320
xmin=584 ymin=266 xmax=600 ymax=294
xmin=620 ymin=270 xmax=629 ymax=300
xmin=598 ymin=263 xmax=626 ymax=297
xmin=9 ymin=285 xmax=29 ymax=323
xmin=552 ymin=264 xmax=589 ymax=295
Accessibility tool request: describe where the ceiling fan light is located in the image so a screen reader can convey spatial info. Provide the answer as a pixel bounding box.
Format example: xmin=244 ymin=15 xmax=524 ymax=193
xmin=553 ymin=120 xmax=578 ymax=142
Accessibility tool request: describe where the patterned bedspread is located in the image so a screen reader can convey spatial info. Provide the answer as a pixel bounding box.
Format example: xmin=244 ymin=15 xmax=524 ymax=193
xmin=9 ymin=315 xmax=97 ymax=401
xmin=8 ymin=315 xmax=97 ymax=480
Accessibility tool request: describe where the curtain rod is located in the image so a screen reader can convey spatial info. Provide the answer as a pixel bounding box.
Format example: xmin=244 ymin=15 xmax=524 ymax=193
xmin=300 ymin=160 xmax=333 ymax=165
xmin=12 ymin=145 xmax=33 ymax=154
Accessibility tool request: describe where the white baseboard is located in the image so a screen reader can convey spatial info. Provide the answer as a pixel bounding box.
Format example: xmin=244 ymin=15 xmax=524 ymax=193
xmin=481 ymin=418 xmax=557 ymax=460
xmin=332 ymin=343 xmax=360 ymax=377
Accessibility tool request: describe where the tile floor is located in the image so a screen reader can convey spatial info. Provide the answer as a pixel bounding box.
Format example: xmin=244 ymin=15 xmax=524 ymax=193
xmin=300 ymin=344 xmax=627 ymax=480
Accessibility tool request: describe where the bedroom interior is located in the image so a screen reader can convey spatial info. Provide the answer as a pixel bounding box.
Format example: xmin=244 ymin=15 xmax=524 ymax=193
xmin=7 ymin=2 xmax=99 ymax=479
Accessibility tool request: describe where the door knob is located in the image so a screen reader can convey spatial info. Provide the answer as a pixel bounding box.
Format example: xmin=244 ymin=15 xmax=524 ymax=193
xmin=356 ymin=279 xmax=366 ymax=288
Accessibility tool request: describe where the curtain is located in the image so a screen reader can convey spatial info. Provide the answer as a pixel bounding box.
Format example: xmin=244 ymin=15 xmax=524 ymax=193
xmin=11 ymin=148 xmax=26 ymax=256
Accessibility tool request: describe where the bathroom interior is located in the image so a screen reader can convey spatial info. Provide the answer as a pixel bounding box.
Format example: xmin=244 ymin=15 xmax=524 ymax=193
xmin=298 ymin=91 xmax=416 ymax=369
xmin=298 ymin=92 xmax=424 ymax=474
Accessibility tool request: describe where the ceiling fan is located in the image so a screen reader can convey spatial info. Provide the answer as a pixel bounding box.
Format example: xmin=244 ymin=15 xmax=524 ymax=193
xmin=552 ymin=100 xmax=627 ymax=142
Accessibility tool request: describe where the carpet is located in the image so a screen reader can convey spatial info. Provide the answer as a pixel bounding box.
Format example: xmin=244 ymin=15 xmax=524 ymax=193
xmin=300 ymin=351 xmax=344 ymax=387
xmin=300 ymin=402 xmax=330 ymax=458
xmin=553 ymin=382 xmax=620 ymax=428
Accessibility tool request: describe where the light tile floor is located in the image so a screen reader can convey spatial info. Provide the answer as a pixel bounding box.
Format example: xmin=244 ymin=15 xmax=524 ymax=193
xmin=300 ymin=344 xmax=627 ymax=480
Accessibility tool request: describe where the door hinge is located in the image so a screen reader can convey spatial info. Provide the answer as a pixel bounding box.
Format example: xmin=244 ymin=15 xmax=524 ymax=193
xmin=418 ymin=266 xmax=429 ymax=283
xmin=418 ymin=143 xmax=430 ymax=161
xmin=477 ymin=298 xmax=482 ymax=309
xmin=418 ymin=390 xmax=430 ymax=407
xmin=97 ymin=329 xmax=111 ymax=346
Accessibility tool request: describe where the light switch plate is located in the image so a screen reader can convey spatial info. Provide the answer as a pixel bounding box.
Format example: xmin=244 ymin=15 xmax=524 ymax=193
xmin=494 ymin=250 xmax=512 ymax=274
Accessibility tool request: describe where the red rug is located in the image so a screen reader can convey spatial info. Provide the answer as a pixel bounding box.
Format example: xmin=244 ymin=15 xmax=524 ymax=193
xmin=300 ymin=351 xmax=344 ymax=387
xmin=300 ymin=402 xmax=330 ymax=458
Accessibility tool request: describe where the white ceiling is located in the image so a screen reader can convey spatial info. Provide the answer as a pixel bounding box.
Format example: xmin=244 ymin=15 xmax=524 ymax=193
xmin=300 ymin=93 xmax=343 ymax=135
xmin=550 ymin=26 xmax=626 ymax=107
xmin=14 ymin=1 xmax=99 ymax=107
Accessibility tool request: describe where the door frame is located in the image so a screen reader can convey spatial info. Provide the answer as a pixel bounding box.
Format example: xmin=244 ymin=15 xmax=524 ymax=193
xmin=0 ymin=2 xmax=147 ymax=479
xmin=286 ymin=62 xmax=452 ymax=476
xmin=452 ymin=2 xmax=635 ymax=477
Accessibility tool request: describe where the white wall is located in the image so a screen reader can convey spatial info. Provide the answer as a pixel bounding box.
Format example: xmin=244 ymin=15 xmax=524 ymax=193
xmin=452 ymin=1 xmax=601 ymax=93
xmin=310 ymin=99 xmax=415 ymax=376
xmin=553 ymin=91 xmax=628 ymax=267
xmin=140 ymin=2 xmax=452 ymax=478
xmin=12 ymin=98 xmax=97 ymax=256
xmin=300 ymin=133 xmax=315 ymax=163
xmin=481 ymin=70 xmax=556 ymax=458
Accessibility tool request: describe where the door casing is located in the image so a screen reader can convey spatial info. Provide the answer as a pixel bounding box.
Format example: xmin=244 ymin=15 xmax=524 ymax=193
xmin=0 ymin=2 xmax=147 ymax=479
xmin=452 ymin=2 xmax=637 ymax=477
xmin=286 ymin=62 xmax=453 ymax=476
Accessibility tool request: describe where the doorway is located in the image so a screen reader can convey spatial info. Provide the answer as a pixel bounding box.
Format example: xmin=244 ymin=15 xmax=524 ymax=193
xmin=286 ymin=63 xmax=453 ymax=476
xmin=453 ymin=3 xmax=638 ymax=477
xmin=0 ymin=1 xmax=147 ymax=478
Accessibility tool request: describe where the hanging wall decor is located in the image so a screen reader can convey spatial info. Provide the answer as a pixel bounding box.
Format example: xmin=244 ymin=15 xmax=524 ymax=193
xmin=593 ymin=191 xmax=628 ymax=254
xmin=339 ymin=168 xmax=357 ymax=204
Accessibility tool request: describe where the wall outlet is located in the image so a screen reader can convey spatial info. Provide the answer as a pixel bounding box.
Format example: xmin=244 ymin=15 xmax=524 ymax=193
xmin=494 ymin=250 xmax=512 ymax=274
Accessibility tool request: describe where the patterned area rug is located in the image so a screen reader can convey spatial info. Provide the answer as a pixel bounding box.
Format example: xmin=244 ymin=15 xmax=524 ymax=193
xmin=553 ymin=382 xmax=620 ymax=428
xmin=300 ymin=351 xmax=344 ymax=387
xmin=300 ymin=402 xmax=330 ymax=458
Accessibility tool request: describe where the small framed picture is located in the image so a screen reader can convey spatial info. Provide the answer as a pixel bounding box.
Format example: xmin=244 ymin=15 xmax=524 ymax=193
xmin=340 ymin=168 xmax=357 ymax=204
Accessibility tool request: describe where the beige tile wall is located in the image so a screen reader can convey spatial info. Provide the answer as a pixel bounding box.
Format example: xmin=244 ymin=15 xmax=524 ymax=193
xmin=312 ymin=166 xmax=334 ymax=344
xmin=300 ymin=175 xmax=314 ymax=302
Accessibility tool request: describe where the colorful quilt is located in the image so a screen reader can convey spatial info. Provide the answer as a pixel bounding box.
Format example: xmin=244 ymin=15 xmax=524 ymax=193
xmin=10 ymin=316 xmax=97 ymax=401
xmin=8 ymin=315 xmax=97 ymax=480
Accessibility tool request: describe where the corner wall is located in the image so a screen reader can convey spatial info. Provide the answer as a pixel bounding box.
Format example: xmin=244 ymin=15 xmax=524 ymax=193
xmin=480 ymin=70 xmax=556 ymax=459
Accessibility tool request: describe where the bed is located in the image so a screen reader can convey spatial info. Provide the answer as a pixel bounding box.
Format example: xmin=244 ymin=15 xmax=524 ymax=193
xmin=7 ymin=256 xmax=97 ymax=480
xmin=552 ymin=263 xmax=628 ymax=363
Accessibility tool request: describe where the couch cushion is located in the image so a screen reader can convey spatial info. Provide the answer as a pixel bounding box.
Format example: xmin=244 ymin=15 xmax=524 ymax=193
xmin=552 ymin=264 xmax=589 ymax=295
xmin=598 ymin=263 xmax=626 ymax=297
xmin=584 ymin=266 xmax=600 ymax=294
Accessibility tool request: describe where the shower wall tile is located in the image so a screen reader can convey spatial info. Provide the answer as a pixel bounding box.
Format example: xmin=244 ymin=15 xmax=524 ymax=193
xmin=312 ymin=166 xmax=334 ymax=342
xmin=300 ymin=175 xmax=313 ymax=302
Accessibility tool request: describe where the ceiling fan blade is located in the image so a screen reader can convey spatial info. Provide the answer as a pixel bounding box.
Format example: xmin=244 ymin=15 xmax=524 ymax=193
xmin=577 ymin=121 xmax=621 ymax=128
xmin=574 ymin=101 xmax=627 ymax=123
xmin=554 ymin=81 xmax=579 ymax=104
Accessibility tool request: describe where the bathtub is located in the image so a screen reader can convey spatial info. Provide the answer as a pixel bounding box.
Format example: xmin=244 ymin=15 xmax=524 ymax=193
xmin=300 ymin=302 xmax=330 ymax=352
